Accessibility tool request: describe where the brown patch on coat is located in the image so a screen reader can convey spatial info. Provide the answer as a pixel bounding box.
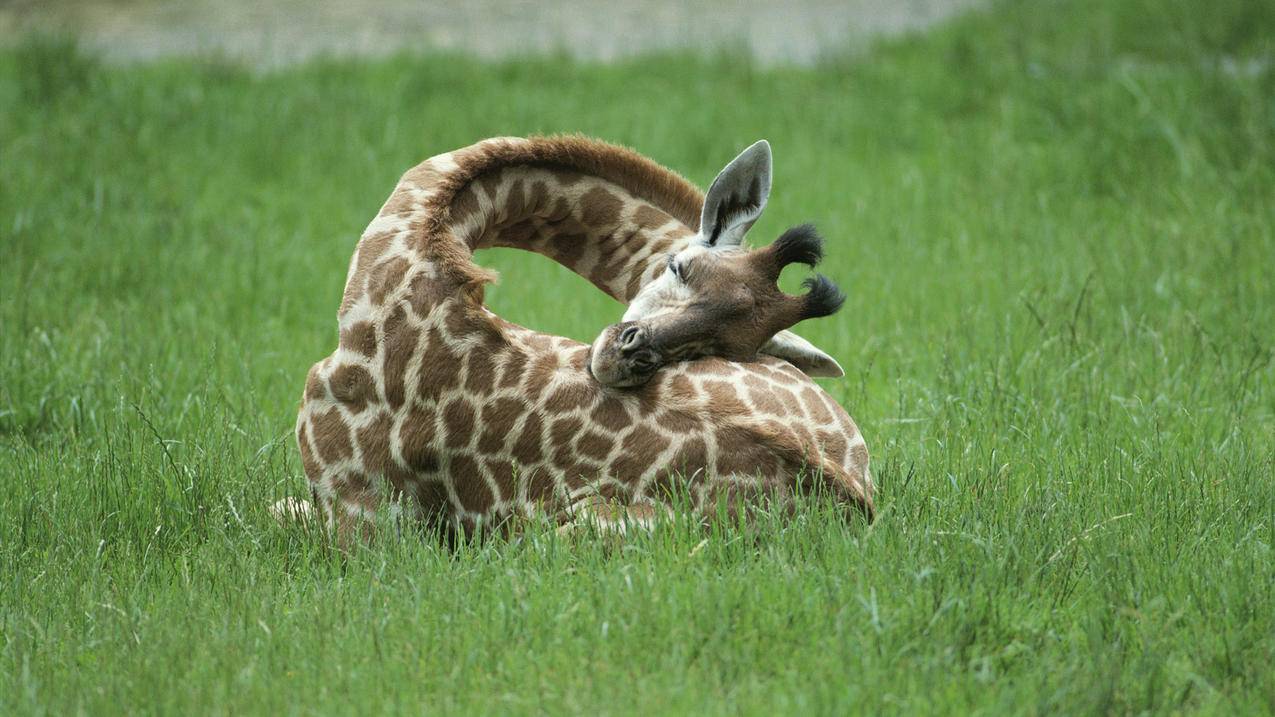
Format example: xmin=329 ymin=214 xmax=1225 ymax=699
xmin=590 ymin=395 xmax=632 ymax=433
xmin=498 ymin=351 xmax=527 ymax=389
xmin=474 ymin=166 xmax=505 ymax=203
xmin=477 ymin=397 xmax=526 ymax=454
xmin=525 ymin=180 xmax=550 ymax=213
xmin=501 ymin=179 xmax=528 ymax=224
xmin=297 ymin=422 xmax=323 ymax=479
xmin=441 ymin=397 xmax=476 ymax=449
xmin=575 ymin=430 xmax=613 ymax=462
xmin=484 ymin=458 xmax=516 ymax=501
xmin=623 ymin=270 xmax=646 ymax=303
xmin=380 ymin=305 xmax=419 ymax=409
xmin=564 ymin=345 xmax=590 ymax=371
xmin=407 ymin=272 xmax=453 ymax=320
xmin=549 ymin=416 xmax=584 ymax=453
xmin=545 ymin=380 xmax=594 ymax=413
xmin=524 ymin=465 xmax=559 ymax=504
xmin=580 ymin=186 xmax=623 ymax=228
xmin=835 ymin=405 xmax=860 ymax=439
xmin=714 ymin=425 xmax=782 ymax=477
xmin=818 ymin=429 xmax=849 ymax=465
xmin=369 ymin=256 xmax=410 ymax=305
xmin=328 ymin=363 xmax=377 ymax=414
xmin=449 ymin=454 xmax=492 ymax=513
xmin=380 ymin=187 xmax=419 ymax=217
xmin=548 ymin=232 xmax=587 ymax=269
xmin=398 ymin=408 xmax=439 ymax=473
xmin=656 ymin=410 xmax=701 ymax=433
xmin=310 ymin=407 xmax=353 ymax=464
xmin=417 ymin=326 xmax=462 ymax=401
xmin=802 ymin=387 xmax=835 ymax=423
xmin=669 ymin=437 xmax=707 ymax=475
xmin=701 ymin=380 xmax=750 ymax=416
xmin=447 ymin=185 xmax=482 ymax=240
xmin=356 ymin=411 xmax=418 ymax=491
xmin=511 ymin=412 xmax=545 ymax=464
xmin=632 ymin=203 xmax=672 ymax=229
xmin=743 ymin=377 xmax=786 ymax=416
xmin=772 ymin=385 xmax=803 ymax=415
xmin=849 ymin=443 xmax=870 ymax=469
xmin=304 ymin=364 xmax=327 ymax=401
xmin=339 ymin=321 xmax=378 ymax=358
xmin=523 ymin=354 xmax=559 ymax=397
xmin=340 ymin=230 xmax=394 ymax=312
xmin=663 ymin=373 xmax=699 ymax=403
xmin=464 ymin=348 xmax=497 ymax=396
xmin=334 ymin=470 xmax=373 ymax=500
xmin=608 ymin=425 xmax=668 ymax=478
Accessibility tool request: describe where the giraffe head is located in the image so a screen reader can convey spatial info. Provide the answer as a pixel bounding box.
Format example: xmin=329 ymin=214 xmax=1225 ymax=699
xmin=589 ymin=140 xmax=846 ymax=388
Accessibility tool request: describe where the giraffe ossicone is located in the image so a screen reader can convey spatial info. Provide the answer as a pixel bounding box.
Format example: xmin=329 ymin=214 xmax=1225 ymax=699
xmin=292 ymin=135 xmax=874 ymax=544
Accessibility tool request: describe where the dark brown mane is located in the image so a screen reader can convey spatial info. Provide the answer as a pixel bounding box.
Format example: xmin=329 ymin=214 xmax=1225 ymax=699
xmin=423 ymin=134 xmax=705 ymax=238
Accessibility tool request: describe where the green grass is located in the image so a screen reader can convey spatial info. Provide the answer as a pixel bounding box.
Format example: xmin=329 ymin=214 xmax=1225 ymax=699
xmin=2 ymin=0 xmax=1274 ymax=713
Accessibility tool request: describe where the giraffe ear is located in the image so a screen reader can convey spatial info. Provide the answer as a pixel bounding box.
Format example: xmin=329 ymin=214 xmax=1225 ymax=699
xmin=699 ymin=140 xmax=772 ymax=249
xmin=759 ymin=330 xmax=844 ymax=378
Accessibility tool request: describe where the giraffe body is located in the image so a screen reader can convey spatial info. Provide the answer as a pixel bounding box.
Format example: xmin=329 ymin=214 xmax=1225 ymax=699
xmin=297 ymin=136 xmax=873 ymax=541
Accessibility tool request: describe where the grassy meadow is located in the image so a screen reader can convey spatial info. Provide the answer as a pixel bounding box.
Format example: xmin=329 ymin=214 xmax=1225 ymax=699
xmin=2 ymin=0 xmax=1274 ymax=713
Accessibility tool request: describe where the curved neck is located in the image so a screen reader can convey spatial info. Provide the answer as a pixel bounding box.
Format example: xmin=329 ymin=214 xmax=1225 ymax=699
xmin=339 ymin=137 xmax=706 ymax=325
xmin=454 ymin=164 xmax=700 ymax=302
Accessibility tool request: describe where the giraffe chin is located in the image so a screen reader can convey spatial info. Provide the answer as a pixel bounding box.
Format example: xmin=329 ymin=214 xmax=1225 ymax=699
xmin=588 ymin=324 xmax=661 ymax=389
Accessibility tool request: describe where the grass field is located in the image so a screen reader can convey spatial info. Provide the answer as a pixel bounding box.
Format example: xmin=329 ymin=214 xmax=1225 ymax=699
xmin=2 ymin=0 xmax=1274 ymax=713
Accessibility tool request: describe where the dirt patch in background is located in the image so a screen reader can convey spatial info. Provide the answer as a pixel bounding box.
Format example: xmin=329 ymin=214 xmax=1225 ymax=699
xmin=1 ymin=0 xmax=980 ymax=66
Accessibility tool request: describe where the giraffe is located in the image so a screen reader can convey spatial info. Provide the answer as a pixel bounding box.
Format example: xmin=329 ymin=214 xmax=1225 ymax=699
xmin=290 ymin=135 xmax=874 ymax=544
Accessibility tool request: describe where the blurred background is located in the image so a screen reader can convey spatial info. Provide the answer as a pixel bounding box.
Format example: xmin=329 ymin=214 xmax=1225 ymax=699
xmin=2 ymin=0 xmax=980 ymax=66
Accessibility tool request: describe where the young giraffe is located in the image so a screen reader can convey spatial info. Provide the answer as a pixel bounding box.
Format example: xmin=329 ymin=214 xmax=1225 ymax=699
xmin=293 ymin=136 xmax=873 ymax=543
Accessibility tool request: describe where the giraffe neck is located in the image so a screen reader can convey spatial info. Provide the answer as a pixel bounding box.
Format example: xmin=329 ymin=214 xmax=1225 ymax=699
xmin=459 ymin=163 xmax=703 ymax=301
xmin=343 ymin=137 xmax=706 ymax=321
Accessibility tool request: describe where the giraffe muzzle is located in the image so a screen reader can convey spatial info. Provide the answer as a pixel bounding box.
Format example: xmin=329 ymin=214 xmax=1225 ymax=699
xmin=588 ymin=321 xmax=663 ymax=389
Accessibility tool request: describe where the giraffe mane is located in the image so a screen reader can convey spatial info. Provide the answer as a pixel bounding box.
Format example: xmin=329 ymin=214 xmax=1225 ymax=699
xmin=425 ymin=134 xmax=705 ymax=237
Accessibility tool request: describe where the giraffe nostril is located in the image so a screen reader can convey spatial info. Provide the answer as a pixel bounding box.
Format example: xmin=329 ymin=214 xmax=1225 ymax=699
xmin=618 ymin=325 xmax=643 ymax=352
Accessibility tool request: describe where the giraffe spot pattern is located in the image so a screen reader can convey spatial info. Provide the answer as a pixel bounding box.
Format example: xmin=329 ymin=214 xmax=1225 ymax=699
xmin=339 ymin=321 xmax=378 ymax=358
xmin=398 ymin=407 xmax=439 ymax=473
xmin=464 ymin=349 xmax=498 ymax=396
xmin=511 ymin=412 xmax=545 ymax=465
xmin=381 ymin=305 xmax=418 ymax=409
xmin=297 ymin=422 xmax=323 ymax=478
xmin=310 ymin=407 xmax=353 ymax=464
xmin=329 ymin=363 xmax=377 ymax=414
xmin=417 ymin=326 xmax=462 ymax=401
xmin=304 ymin=365 xmax=327 ymax=401
xmin=369 ymin=256 xmax=411 ymax=305
xmin=449 ymin=453 xmax=492 ymax=513
xmin=298 ymin=140 xmax=873 ymax=537
xmin=575 ymin=430 xmax=613 ymax=461
xmin=442 ymin=397 xmax=476 ymax=449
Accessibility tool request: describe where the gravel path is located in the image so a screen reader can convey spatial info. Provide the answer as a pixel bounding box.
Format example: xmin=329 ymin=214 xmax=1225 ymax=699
xmin=2 ymin=0 xmax=979 ymax=66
